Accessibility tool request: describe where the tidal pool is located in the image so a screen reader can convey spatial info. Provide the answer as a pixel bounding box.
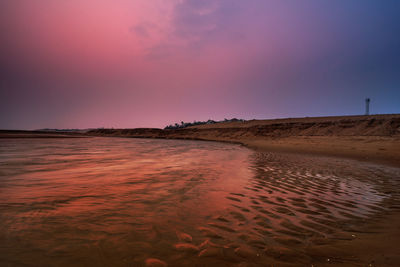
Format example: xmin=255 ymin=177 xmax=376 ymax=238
xmin=0 ymin=137 xmax=398 ymax=266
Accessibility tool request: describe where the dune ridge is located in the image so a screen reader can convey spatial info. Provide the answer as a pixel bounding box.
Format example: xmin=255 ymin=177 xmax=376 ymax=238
xmin=88 ymin=114 xmax=400 ymax=167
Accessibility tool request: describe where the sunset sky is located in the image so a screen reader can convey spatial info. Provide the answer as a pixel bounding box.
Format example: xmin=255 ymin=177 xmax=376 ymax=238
xmin=1 ymin=0 xmax=399 ymax=129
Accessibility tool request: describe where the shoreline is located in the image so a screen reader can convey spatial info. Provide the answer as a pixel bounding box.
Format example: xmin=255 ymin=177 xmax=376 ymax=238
xmin=139 ymin=135 xmax=400 ymax=168
xmin=2 ymin=114 xmax=400 ymax=167
xmin=84 ymin=115 xmax=400 ymax=265
xmin=2 ymin=133 xmax=399 ymax=167
xmin=2 ymin=116 xmax=400 ymax=266
xmin=86 ymin=114 xmax=400 ymax=168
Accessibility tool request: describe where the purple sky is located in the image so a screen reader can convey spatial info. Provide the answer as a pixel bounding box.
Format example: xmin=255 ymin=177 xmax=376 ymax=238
xmin=1 ymin=0 xmax=400 ymax=129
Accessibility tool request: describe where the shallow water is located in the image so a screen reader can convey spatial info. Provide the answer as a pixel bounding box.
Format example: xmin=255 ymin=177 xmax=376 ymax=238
xmin=0 ymin=137 xmax=399 ymax=266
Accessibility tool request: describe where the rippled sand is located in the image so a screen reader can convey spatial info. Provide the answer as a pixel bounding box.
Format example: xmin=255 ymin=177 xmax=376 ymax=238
xmin=0 ymin=138 xmax=399 ymax=266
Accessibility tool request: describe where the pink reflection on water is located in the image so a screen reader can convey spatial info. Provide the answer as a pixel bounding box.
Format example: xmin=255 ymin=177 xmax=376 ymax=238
xmin=0 ymin=138 xmax=396 ymax=266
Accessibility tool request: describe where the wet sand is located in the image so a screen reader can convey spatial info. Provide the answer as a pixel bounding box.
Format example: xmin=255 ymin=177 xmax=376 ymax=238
xmin=308 ymin=212 xmax=400 ymax=267
xmin=84 ymin=115 xmax=400 ymax=266
xmin=2 ymin=115 xmax=400 ymax=266
xmin=244 ymin=135 xmax=400 ymax=168
xmin=191 ymin=152 xmax=400 ymax=267
xmin=1 ymin=138 xmax=399 ymax=266
xmin=137 ymin=152 xmax=400 ymax=267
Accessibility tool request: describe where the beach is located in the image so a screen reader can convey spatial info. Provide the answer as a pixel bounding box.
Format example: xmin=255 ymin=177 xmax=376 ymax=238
xmin=88 ymin=114 xmax=400 ymax=167
xmin=86 ymin=114 xmax=400 ymax=266
xmin=1 ymin=115 xmax=400 ymax=266
xmin=3 ymin=1 xmax=399 ymax=265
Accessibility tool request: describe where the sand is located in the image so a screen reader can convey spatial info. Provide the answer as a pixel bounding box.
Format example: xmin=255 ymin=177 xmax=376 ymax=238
xmin=85 ymin=114 xmax=400 ymax=266
xmin=88 ymin=114 xmax=400 ymax=167
xmin=2 ymin=114 xmax=400 ymax=266
xmin=3 ymin=115 xmax=399 ymax=166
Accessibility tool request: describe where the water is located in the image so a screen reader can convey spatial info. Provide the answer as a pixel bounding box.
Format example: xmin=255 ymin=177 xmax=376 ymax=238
xmin=0 ymin=137 xmax=399 ymax=266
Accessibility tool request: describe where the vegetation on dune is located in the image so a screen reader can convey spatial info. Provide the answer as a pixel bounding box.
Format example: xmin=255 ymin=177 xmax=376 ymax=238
xmin=164 ymin=118 xmax=246 ymax=129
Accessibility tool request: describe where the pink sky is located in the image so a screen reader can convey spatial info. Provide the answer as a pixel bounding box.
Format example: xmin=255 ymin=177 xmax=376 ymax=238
xmin=1 ymin=1 xmax=399 ymax=129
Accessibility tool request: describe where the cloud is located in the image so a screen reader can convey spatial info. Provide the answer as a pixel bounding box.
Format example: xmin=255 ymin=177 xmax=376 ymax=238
xmin=1 ymin=0 xmax=400 ymax=129
xmin=140 ymin=0 xmax=248 ymax=59
xmin=172 ymin=0 xmax=248 ymax=45
xmin=130 ymin=24 xmax=150 ymax=38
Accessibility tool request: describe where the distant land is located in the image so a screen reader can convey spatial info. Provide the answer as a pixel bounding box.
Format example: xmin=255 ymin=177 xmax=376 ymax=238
xmin=2 ymin=114 xmax=400 ymax=167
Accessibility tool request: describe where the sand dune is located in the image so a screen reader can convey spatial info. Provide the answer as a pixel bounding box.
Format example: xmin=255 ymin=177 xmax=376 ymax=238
xmin=88 ymin=114 xmax=400 ymax=167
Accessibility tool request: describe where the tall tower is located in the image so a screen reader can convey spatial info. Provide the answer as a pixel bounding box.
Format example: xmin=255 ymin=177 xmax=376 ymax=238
xmin=365 ymin=98 xmax=370 ymax=115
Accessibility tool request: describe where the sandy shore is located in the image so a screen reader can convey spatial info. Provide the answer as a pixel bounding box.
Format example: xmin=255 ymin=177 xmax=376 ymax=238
xmin=2 ymin=137 xmax=399 ymax=266
xmin=85 ymin=114 xmax=400 ymax=266
xmin=244 ymin=136 xmax=400 ymax=168
xmin=88 ymin=114 xmax=400 ymax=168
xmin=4 ymin=115 xmax=398 ymax=168
xmin=317 ymin=211 xmax=400 ymax=266
xmin=2 ymin=114 xmax=400 ymax=265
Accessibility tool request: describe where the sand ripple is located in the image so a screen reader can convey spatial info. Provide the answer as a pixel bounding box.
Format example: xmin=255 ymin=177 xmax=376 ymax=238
xmin=0 ymin=138 xmax=399 ymax=266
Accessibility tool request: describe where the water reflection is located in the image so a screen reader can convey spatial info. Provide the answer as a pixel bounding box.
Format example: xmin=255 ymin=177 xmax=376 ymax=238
xmin=0 ymin=138 xmax=398 ymax=266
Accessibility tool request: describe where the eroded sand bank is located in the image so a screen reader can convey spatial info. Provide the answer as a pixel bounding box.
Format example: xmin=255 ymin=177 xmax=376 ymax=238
xmin=88 ymin=114 xmax=400 ymax=167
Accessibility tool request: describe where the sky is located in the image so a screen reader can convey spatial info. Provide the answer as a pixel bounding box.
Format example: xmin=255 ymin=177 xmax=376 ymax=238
xmin=1 ymin=0 xmax=399 ymax=129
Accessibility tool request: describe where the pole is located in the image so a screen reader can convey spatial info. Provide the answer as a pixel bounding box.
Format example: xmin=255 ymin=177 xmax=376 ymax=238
xmin=365 ymin=98 xmax=370 ymax=115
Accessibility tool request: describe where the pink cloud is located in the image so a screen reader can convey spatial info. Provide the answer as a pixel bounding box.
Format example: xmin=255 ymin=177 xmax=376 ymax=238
xmin=1 ymin=0 xmax=399 ymax=129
